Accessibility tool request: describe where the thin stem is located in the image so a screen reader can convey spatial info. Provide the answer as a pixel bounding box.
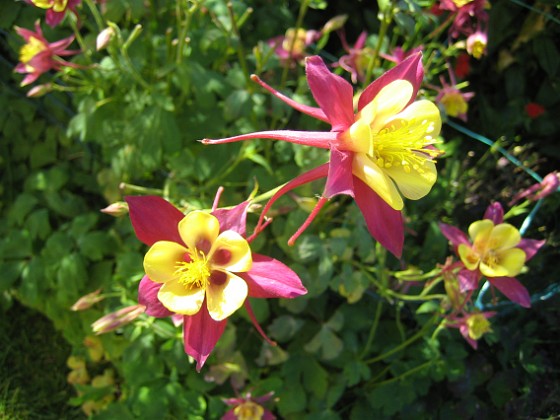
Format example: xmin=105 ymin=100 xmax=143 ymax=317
xmin=227 ymin=2 xmax=252 ymax=89
xmin=84 ymin=0 xmax=105 ymax=31
xmin=365 ymin=315 xmax=437 ymax=365
xmin=279 ymin=0 xmax=310 ymax=90
xmin=369 ymin=360 xmax=433 ymax=387
xmin=360 ymin=299 xmax=384 ymax=359
xmin=364 ymin=0 xmax=395 ymax=86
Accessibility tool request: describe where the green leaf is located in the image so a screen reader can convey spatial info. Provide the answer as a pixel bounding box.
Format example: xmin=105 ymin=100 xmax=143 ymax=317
xmin=8 ymin=193 xmax=38 ymax=226
xmin=534 ymin=37 xmax=560 ymax=77
xmin=277 ymin=383 xmax=306 ymax=415
xmin=303 ymin=359 xmax=328 ymax=398
xmin=304 ymin=326 xmax=344 ymax=360
xmin=268 ymin=315 xmax=304 ymax=342
xmin=78 ymin=232 xmax=115 ymax=261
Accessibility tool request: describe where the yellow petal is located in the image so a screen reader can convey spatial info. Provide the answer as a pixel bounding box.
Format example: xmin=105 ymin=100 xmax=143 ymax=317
xmin=359 ymin=80 xmax=413 ymax=133
xmin=468 ymin=220 xmax=494 ymax=243
xmin=157 ymin=278 xmax=205 ymax=315
xmin=383 ymin=159 xmax=437 ymax=200
xmin=144 ymin=241 xmax=188 ymax=283
xmin=458 ymin=243 xmax=480 ymax=271
xmin=352 ymin=153 xmax=403 ymax=210
xmin=178 ymin=211 xmax=220 ymax=252
xmin=208 ymin=230 xmax=252 ymax=272
xmin=488 ymin=223 xmax=521 ymax=251
xmin=343 ymin=119 xmax=372 ymax=154
xmin=206 ymin=272 xmax=248 ymax=321
xmin=391 ymin=100 xmax=442 ymax=141
xmin=496 ymin=248 xmax=526 ymax=277
xmin=479 ymin=260 xmax=509 ymax=277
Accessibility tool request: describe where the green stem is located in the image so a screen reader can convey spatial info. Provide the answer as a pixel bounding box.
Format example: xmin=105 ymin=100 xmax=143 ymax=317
xmin=279 ymin=0 xmax=310 ymax=90
xmin=369 ymin=360 xmax=433 ymax=388
xmin=175 ymin=1 xmax=198 ymax=64
xmin=360 ymin=299 xmax=384 ymax=359
xmin=364 ymin=0 xmax=395 ymax=86
xmin=385 ymin=289 xmax=447 ymax=302
xmin=364 ymin=315 xmax=437 ymax=365
xmin=119 ymin=183 xmax=163 ymax=195
xmin=69 ymin=18 xmax=92 ymax=64
xmin=84 ymin=0 xmax=105 ymax=31
xmin=227 ymin=2 xmax=253 ymax=89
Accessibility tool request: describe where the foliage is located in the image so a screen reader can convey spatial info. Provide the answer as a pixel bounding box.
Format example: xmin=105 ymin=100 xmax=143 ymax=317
xmin=0 ymin=0 xmax=559 ymax=418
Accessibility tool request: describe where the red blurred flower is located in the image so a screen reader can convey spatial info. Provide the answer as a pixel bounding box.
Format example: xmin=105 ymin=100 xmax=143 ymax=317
xmin=15 ymin=20 xmax=79 ymax=86
xmin=525 ymin=102 xmax=546 ymax=119
xmin=454 ymin=53 xmax=471 ymax=78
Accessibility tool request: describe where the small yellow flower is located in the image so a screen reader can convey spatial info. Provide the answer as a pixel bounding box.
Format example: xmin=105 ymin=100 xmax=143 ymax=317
xmin=458 ymin=220 xmax=526 ymax=277
xmin=233 ymin=401 xmax=265 ymax=420
xmin=439 ymin=91 xmax=468 ymax=118
xmin=30 ymin=0 xmax=68 ymax=12
xmin=466 ymin=313 xmax=492 ymax=340
xmin=144 ymin=211 xmax=252 ymax=321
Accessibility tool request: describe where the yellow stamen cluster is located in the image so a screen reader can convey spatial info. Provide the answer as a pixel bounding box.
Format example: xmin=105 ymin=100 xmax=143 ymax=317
xmin=466 ymin=314 xmax=492 ymax=340
xmin=234 ymin=401 xmax=265 ymax=420
xmin=31 ymin=0 xmax=69 ymax=11
xmin=174 ymin=249 xmax=211 ymax=290
xmin=373 ymin=117 xmax=441 ymax=174
xmin=440 ymin=91 xmax=468 ymax=118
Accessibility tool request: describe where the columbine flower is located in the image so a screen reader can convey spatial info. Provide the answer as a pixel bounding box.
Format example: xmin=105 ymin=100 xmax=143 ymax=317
xmin=466 ymin=29 xmax=487 ymax=59
xmin=439 ymin=202 xmax=545 ymax=307
xmin=268 ymin=28 xmax=320 ymax=63
xmin=436 ymin=0 xmax=488 ymax=38
xmin=336 ymin=31 xmax=372 ymax=83
xmin=15 ymin=21 xmax=79 ymax=86
xmin=510 ymin=172 xmax=559 ymax=205
xmin=448 ymin=311 xmax=495 ymax=349
xmin=433 ymin=68 xmax=474 ymax=121
xmin=25 ymin=0 xmax=81 ymax=27
xmin=223 ymin=392 xmax=275 ymax=420
xmin=126 ymin=194 xmax=306 ymax=371
xmin=203 ymin=53 xmax=442 ymax=257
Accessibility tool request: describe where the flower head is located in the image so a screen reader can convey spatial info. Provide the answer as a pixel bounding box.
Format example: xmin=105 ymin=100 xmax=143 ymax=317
xmin=525 ymin=102 xmax=546 ymax=119
xmin=449 ymin=311 xmax=495 ymax=349
xmin=466 ymin=30 xmax=487 ymax=59
xmin=510 ymin=172 xmax=559 ymax=205
xmin=223 ymin=392 xmax=275 ymax=420
xmin=434 ymin=69 xmax=474 ymax=121
xmin=15 ymin=20 xmax=79 ymax=86
xmin=437 ymin=0 xmax=488 ymax=38
xmin=439 ymin=202 xmax=545 ymax=307
xmin=203 ymin=53 xmax=442 ymax=257
xmin=126 ymin=194 xmax=306 ymax=371
xmin=268 ymin=28 xmax=319 ymax=63
xmin=25 ymin=0 xmax=81 ymax=27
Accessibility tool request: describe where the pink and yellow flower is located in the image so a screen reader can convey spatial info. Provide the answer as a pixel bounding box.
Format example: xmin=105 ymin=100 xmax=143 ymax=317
xmin=15 ymin=21 xmax=79 ymax=86
xmin=436 ymin=0 xmax=488 ymax=38
xmin=448 ymin=311 xmax=495 ymax=349
xmin=25 ymin=0 xmax=81 ymax=27
xmin=203 ymin=53 xmax=442 ymax=257
xmin=222 ymin=392 xmax=275 ymax=420
xmin=126 ymin=194 xmax=307 ymax=371
xmin=466 ymin=29 xmax=488 ymax=59
xmin=439 ymin=202 xmax=545 ymax=307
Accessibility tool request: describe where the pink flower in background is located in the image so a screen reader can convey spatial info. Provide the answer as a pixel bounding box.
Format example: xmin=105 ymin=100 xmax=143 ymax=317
xmin=336 ymin=31 xmax=371 ymax=83
xmin=433 ymin=67 xmax=474 ymax=121
xmin=26 ymin=0 xmax=81 ymax=27
xmin=380 ymin=45 xmax=423 ymax=65
xmin=204 ymin=53 xmax=442 ymax=257
xmin=15 ymin=21 xmax=79 ymax=86
xmin=126 ymin=194 xmax=306 ymax=371
xmin=223 ymin=392 xmax=276 ymax=420
xmin=439 ymin=202 xmax=545 ymax=307
xmin=268 ymin=28 xmax=320 ymax=63
xmin=510 ymin=172 xmax=559 ymax=205
xmin=447 ymin=311 xmax=495 ymax=349
xmin=436 ymin=0 xmax=488 ymax=38
xmin=466 ymin=29 xmax=488 ymax=59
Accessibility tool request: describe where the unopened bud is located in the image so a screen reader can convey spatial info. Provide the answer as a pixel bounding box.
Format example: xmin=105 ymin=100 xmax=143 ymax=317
xmin=92 ymin=304 xmax=146 ymax=335
xmin=96 ymin=27 xmax=115 ymax=51
xmin=322 ymin=14 xmax=348 ymax=33
xmin=27 ymin=83 xmax=52 ymax=98
xmin=100 ymin=201 xmax=129 ymax=217
xmin=71 ymin=289 xmax=104 ymax=311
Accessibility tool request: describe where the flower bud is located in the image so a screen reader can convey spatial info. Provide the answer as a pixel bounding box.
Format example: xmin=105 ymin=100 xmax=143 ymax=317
xmin=100 ymin=201 xmax=129 ymax=217
xmin=96 ymin=27 xmax=115 ymax=51
xmin=26 ymin=83 xmax=52 ymax=98
xmin=92 ymin=304 xmax=146 ymax=335
xmin=71 ymin=288 xmax=104 ymax=311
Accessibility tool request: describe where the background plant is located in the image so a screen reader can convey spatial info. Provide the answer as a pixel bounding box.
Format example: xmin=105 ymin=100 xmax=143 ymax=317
xmin=0 ymin=0 xmax=559 ymax=418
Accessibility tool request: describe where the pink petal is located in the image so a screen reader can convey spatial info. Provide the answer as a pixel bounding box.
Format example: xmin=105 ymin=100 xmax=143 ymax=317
xmin=249 ymin=164 xmax=329 ymax=241
xmin=489 ymin=277 xmax=531 ymax=308
xmin=250 ymin=74 xmax=329 ymax=124
xmin=244 ymin=299 xmax=275 ymax=345
xmin=202 ymin=130 xmax=335 ymax=148
xmin=483 ymin=202 xmax=504 ymax=224
xmin=46 ymin=10 xmax=65 ymax=28
xmin=457 ymin=268 xmax=480 ymax=292
xmin=354 ymin=31 xmax=367 ymax=50
xmin=518 ymin=238 xmax=545 ymax=261
xmin=126 ymin=196 xmax=185 ymax=246
xmin=358 ymin=52 xmax=423 ymax=112
xmin=353 ymin=176 xmax=404 ymax=258
xmin=305 ymin=56 xmax=355 ymax=131
xmin=49 ymin=35 xmax=76 ymax=52
xmin=460 ymin=325 xmax=478 ymax=349
xmin=212 ymin=201 xmax=250 ymax=236
xmin=183 ymin=306 xmax=227 ymax=371
xmin=222 ymin=409 xmax=237 ymax=420
xmin=324 ymin=148 xmax=354 ymax=198
xmin=138 ymin=275 xmax=174 ymax=317
xmin=241 ymin=254 xmax=307 ymax=298
xmin=438 ymin=222 xmax=470 ymax=252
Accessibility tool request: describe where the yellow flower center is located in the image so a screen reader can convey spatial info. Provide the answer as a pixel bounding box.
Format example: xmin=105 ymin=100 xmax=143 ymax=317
xmin=31 ymin=0 xmax=69 ymax=11
xmin=19 ymin=36 xmax=47 ymax=69
xmin=440 ymin=91 xmax=468 ymax=118
xmin=373 ymin=117 xmax=440 ymax=174
xmin=469 ymin=39 xmax=486 ymax=59
xmin=466 ymin=314 xmax=492 ymax=340
xmin=453 ymin=0 xmax=474 ymax=7
xmin=282 ymin=28 xmax=307 ymax=55
xmin=233 ymin=401 xmax=265 ymax=420
xmin=174 ymin=249 xmax=211 ymax=290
